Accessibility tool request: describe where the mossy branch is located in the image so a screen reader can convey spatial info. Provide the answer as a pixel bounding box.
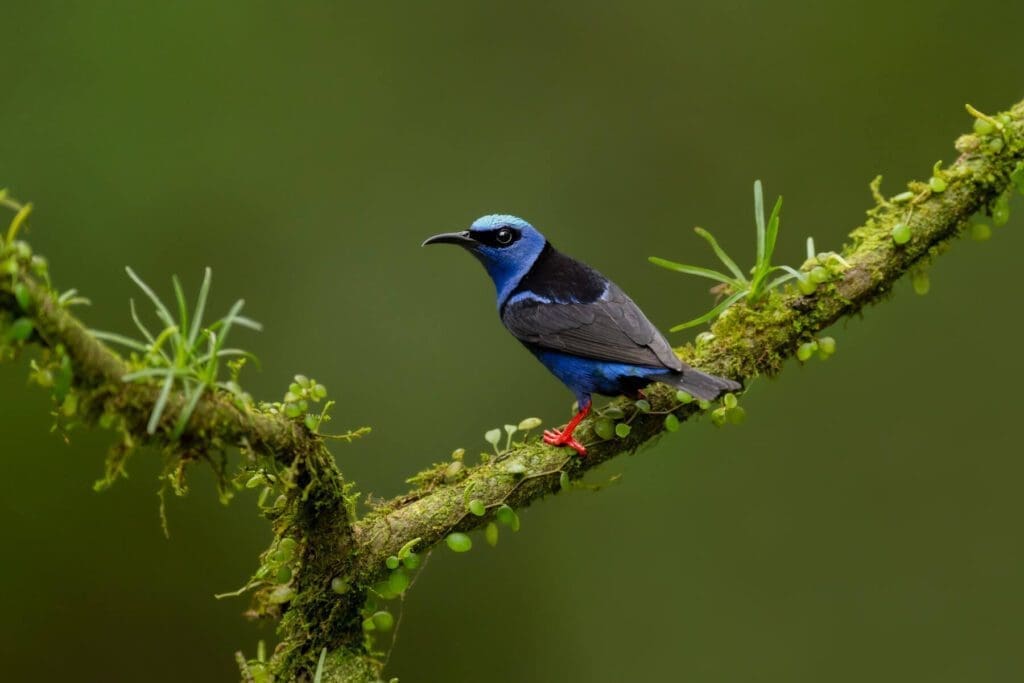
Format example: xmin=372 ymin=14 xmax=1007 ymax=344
xmin=351 ymin=99 xmax=1024 ymax=579
xmin=1 ymin=261 xmax=372 ymax=677
xmin=2 ymin=275 xmax=322 ymax=462
xmin=2 ymin=98 xmax=1022 ymax=681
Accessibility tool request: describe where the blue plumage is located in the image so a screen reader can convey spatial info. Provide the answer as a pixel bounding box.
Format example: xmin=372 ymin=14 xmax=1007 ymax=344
xmin=465 ymin=215 xmax=547 ymax=305
xmin=529 ymin=348 xmax=669 ymax=406
xmin=424 ymin=215 xmax=740 ymax=455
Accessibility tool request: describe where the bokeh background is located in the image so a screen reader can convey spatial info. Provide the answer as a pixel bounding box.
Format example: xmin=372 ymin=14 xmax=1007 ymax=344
xmin=2 ymin=2 xmax=1023 ymax=681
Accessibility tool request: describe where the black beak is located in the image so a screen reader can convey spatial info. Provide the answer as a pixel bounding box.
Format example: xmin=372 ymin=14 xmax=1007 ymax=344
xmin=422 ymin=230 xmax=476 ymax=247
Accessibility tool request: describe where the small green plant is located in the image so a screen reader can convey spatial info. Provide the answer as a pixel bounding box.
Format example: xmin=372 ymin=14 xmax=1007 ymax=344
xmin=891 ymin=222 xmax=911 ymax=245
xmin=593 ymin=417 xmax=614 ymax=440
xmin=710 ymin=392 xmax=746 ymax=427
xmin=485 ymin=522 xmax=499 ymax=546
xmin=796 ymin=336 xmax=836 ymax=362
xmin=0 ymin=192 xmax=42 ymax=362
xmin=445 ymin=532 xmax=472 ymax=552
xmin=483 ymin=416 xmax=542 ymax=455
xmin=92 ymin=267 xmax=261 ymax=436
xmin=313 ymin=648 xmax=328 ymax=683
xmin=590 ymin=395 xmax=698 ymax=444
xmin=928 ymin=161 xmax=948 ymax=193
xmin=0 ymin=189 xmax=32 ymax=247
xmin=818 ymin=336 xmax=837 ymax=359
xmin=650 ymin=180 xmax=806 ymax=330
xmin=495 ymin=504 xmax=520 ymax=531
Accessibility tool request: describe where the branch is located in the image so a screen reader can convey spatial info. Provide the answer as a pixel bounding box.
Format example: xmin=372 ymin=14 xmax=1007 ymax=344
xmin=2 ymin=98 xmax=1022 ymax=682
xmin=13 ymin=276 xmax=319 ymax=462
xmin=1 ymin=250 xmax=372 ymax=676
xmin=350 ymin=99 xmax=1024 ymax=583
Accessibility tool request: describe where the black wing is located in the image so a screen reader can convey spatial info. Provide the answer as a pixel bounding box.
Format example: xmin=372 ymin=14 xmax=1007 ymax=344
xmin=501 ymin=282 xmax=684 ymax=371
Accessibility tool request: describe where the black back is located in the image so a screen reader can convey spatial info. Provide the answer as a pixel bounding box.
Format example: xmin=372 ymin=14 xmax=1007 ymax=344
xmin=507 ymin=242 xmax=606 ymax=304
xmin=501 ymin=243 xmax=684 ymax=371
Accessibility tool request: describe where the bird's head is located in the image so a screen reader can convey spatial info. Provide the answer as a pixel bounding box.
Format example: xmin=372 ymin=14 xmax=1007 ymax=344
xmin=423 ymin=214 xmax=547 ymax=303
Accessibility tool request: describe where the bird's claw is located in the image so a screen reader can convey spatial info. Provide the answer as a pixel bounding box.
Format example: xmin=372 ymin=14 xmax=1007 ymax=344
xmin=543 ymin=428 xmax=587 ymax=456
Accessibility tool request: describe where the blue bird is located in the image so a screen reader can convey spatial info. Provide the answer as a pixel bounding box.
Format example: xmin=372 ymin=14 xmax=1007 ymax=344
xmin=423 ymin=214 xmax=740 ymax=456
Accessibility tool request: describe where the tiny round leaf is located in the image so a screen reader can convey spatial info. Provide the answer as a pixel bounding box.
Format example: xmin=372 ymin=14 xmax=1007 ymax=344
xmin=387 ymin=568 xmax=410 ymax=595
xmin=496 ymin=504 xmax=520 ymax=531
xmin=518 ymin=417 xmax=542 ymax=431
xmin=485 ymin=522 xmax=499 ymax=547
xmin=891 ymin=223 xmax=911 ymax=245
xmin=372 ymin=611 xmax=395 ymax=632
xmin=594 ymin=417 xmax=615 ymax=440
xmin=446 ymin=532 xmax=473 ymax=552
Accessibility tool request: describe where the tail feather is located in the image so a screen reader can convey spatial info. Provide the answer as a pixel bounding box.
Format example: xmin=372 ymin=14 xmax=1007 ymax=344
xmin=654 ymin=367 xmax=741 ymax=401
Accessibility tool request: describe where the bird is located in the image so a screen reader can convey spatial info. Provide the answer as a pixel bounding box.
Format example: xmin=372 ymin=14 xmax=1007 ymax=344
xmin=423 ymin=214 xmax=741 ymax=456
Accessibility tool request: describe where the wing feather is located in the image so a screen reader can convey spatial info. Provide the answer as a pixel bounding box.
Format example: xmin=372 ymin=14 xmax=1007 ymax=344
xmin=502 ymin=284 xmax=683 ymax=371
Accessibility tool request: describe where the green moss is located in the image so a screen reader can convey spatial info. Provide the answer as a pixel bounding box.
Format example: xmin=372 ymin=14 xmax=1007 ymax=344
xmin=4 ymin=98 xmax=1024 ymax=683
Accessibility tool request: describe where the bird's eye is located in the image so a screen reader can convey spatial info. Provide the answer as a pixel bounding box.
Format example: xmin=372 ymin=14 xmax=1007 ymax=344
xmin=496 ymin=228 xmax=513 ymax=245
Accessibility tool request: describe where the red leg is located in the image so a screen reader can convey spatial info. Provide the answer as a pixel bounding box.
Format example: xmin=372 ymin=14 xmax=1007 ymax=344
xmin=543 ymin=402 xmax=591 ymax=456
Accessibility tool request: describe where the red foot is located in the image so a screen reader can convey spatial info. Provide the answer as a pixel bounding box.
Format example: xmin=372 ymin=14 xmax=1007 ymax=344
xmin=543 ymin=428 xmax=587 ymax=456
xmin=543 ymin=403 xmax=591 ymax=456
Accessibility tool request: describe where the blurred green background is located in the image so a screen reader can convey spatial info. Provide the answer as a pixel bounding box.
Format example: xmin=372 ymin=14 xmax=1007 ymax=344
xmin=2 ymin=2 xmax=1022 ymax=681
